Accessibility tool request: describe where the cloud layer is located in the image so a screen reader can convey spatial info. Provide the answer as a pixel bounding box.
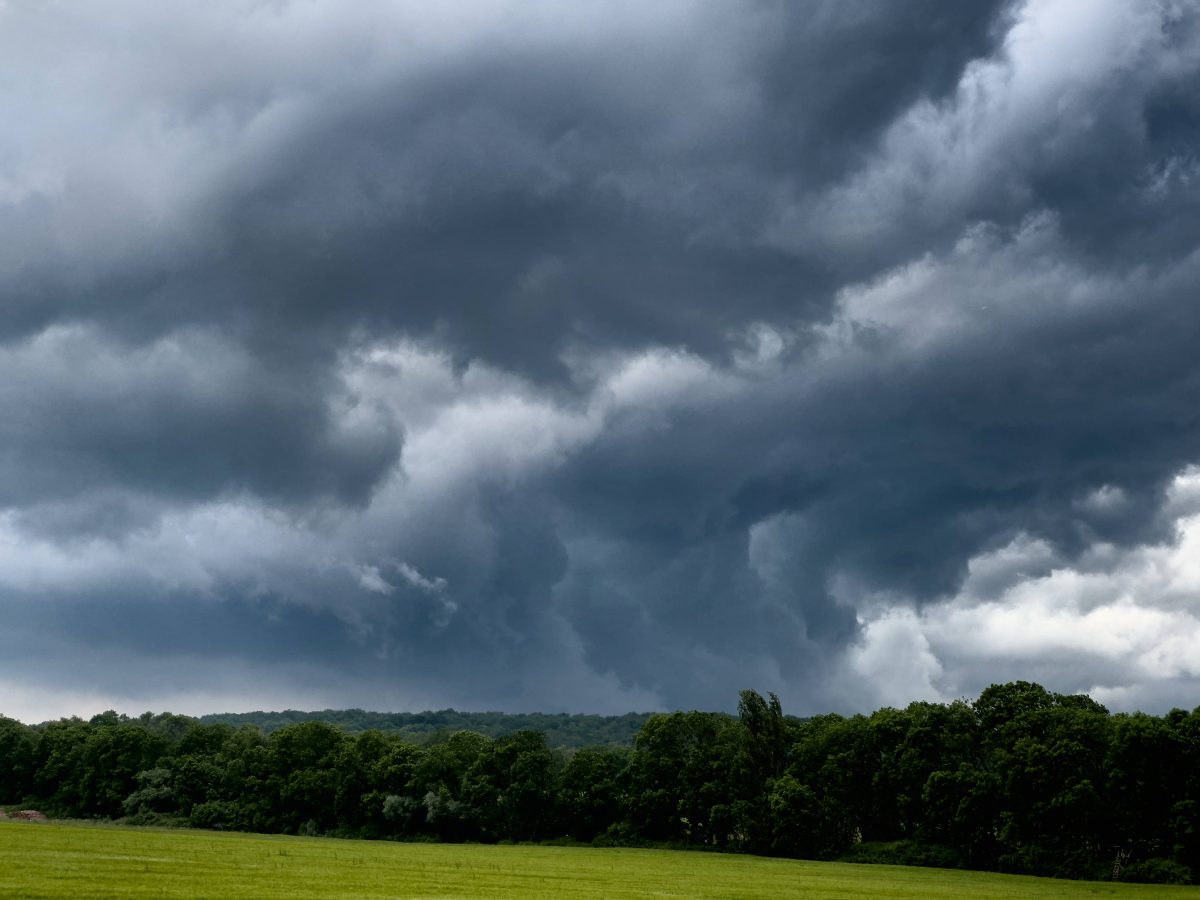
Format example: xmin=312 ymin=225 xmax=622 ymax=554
xmin=3 ymin=0 xmax=1200 ymax=720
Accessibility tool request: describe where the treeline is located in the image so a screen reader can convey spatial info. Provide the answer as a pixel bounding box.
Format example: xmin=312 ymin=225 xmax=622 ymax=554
xmin=198 ymin=709 xmax=653 ymax=748
xmin=1 ymin=682 xmax=1198 ymax=884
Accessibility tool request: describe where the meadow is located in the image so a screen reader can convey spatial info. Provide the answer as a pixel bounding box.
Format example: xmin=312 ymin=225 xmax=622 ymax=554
xmin=1 ymin=822 xmax=1195 ymax=900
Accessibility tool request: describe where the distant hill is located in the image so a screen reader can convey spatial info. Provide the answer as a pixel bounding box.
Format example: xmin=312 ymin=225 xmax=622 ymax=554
xmin=197 ymin=708 xmax=656 ymax=748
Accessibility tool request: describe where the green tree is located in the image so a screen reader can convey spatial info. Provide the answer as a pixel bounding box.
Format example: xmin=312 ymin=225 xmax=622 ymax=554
xmin=627 ymin=711 xmax=747 ymax=845
xmin=0 ymin=715 xmax=38 ymax=803
xmin=738 ymin=690 xmax=788 ymax=782
xmin=557 ymin=747 xmax=628 ymax=842
xmin=269 ymin=721 xmax=351 ymax=834
xmin=787 ymin=713 xmax=875 ymax=852
xmin=991 ymin=704 xmax=1111 ymax=877
xmin=464 ymin=730 xmax=558 ymax=840
xmin=122 ymin=766 xmax=178 ymax=818
xmin=412 ymin=731 xmax=491 ymax=841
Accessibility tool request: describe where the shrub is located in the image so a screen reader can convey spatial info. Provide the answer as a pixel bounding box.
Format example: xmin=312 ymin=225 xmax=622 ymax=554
xmin=1121 ymin=858 xmax=1192 ymax=885
xmin=838 ymin=841 xmax=964 ymax=869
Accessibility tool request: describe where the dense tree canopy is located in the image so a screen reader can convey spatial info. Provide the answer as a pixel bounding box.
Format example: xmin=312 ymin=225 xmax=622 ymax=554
xmin=3 ymin=683 xmax=1199 ymax=884
xmin=197 ymin=710 xmax=652 ymax=748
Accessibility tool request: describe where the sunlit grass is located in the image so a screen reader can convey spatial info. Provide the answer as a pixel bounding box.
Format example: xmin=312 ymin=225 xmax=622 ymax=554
xmin=0 ymin=821 xmax=1192 ymax=899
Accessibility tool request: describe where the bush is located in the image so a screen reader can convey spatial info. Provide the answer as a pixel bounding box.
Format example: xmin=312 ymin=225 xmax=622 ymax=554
xmin=538 ymin=836 xmax=586 ymax=847
xmin=122 ymin=810 xmax=187 ymax=827
xmin=592 ymin=823 xmax=646 ymax=848
xmin=839 ymin=841 xmax=964 ymax=870
xmin=1121 ymin=858 xmax=1192 ymax=885
xmin=189 ymin=800 xmax=238 ymax=830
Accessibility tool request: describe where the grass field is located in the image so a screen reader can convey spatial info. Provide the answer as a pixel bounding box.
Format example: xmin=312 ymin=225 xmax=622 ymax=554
xmin=1 ymin=821 xmax=1194 ymax=899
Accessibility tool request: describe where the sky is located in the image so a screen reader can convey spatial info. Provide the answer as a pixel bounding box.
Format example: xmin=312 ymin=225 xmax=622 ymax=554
xmin=3 ymin=0 xmax=1200 ymax=723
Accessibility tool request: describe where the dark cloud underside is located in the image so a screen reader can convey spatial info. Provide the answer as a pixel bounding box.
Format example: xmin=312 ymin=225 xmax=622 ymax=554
xmin=2 ymin=0 xmax=1200 ymax=720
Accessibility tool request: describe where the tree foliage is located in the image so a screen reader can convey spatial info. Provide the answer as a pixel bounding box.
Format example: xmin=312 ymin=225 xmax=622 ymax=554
xmin=4 ymin=684 xmax=1200 ymax=884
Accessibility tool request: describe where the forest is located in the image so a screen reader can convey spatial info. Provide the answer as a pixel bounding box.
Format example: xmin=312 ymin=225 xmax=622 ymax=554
xmin=198 ymin=709 xmax=653 ymax=747
xmin=1 ymin=682 xmax=1197 ymax=885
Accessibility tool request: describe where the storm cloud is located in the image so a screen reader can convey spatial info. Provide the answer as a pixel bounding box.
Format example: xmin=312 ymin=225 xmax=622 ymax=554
xmin=3 ymin=0 xmax=1200 ymax=721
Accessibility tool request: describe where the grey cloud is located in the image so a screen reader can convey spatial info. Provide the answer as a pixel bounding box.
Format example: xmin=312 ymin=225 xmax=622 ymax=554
xmin=0 ymin=326 xmax=399 ymax=513
xmin=752 ymin=0 xmax=1016 ymax=178
xmin=0 ymin=0 xmax=1016 ymax=375
xmin=3 ymin=0 xmax=1200 ymax=719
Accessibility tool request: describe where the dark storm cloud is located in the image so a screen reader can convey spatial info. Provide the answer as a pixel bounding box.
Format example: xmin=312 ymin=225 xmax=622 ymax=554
xmin=753 ymin=0 xmax=1016 ymax=177
xmin=2 ymin=0 xmax=1200 ymax=720
xmin=0 ymin=326 xmax=399 ymax=513
xmin=0 ymin=1 xmax=1016 ymax=377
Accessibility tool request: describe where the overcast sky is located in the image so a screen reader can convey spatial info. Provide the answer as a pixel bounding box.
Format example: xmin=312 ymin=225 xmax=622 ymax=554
xmin=3 ymin=0 xmax=1200 ymax=723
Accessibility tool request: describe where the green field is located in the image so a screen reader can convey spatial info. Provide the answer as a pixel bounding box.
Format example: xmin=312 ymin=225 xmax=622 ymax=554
xmin=0 ymin=821 xmax=1193 ymax=899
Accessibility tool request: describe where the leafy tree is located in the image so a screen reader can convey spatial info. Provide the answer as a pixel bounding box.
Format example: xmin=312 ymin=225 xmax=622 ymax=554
xmin=557 ymin=747 xmax=629 ymax=842
xmin=921 ymin=763 xmax=1001 ymax=868
xmin=759 ymin=774 xmax=839 ymax=857
xmin=463 ymin=730 xmax=558 ymax=840
xmin=872 ymin=701 xmax=978 ymax=842
xmin=122 ymin=766 xmax=178 ymax=818
xmin=974 ymin=681 xmax=1055 ymax=745
xmin=199 ymin=709 xmax=652 ymax=748
xmin=37 ymin=721 xmax=171 ymax=818
xmin=0 ymin=715 xmax=38 ymax=803
xmin=268 ymin=721 xmax=351 ymax=834
xmin=1106 ymin=713 xmax=1184 ymax=864
xmin=177 ymin=722 xmax=236 ymax=758
xmin=738 ymin=690 xmax=787 ymax=781
xmin=627 ymin=711 xmax=748 ymax=845
xmin=32 ymin=717 xmax=91 ymax=812
xmin=78 ymin=725 xmax=172 ymax=818
xmin=193 ymin=725 xmax=272 ymax=831
xmin=412 ymin=731 xmax=491 ymax=841
xmin=787 ymin=713 xmax=875 ymax=851
xmin=991 ymin=704 xmax=1111 ymax=878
